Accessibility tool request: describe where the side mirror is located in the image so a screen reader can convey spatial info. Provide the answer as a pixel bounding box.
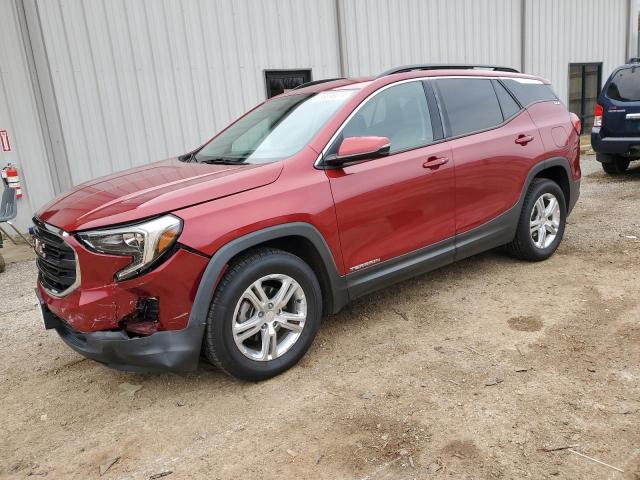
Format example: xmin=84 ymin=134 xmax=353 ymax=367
xmin=323 ymin=136 xmax=391 ymax=167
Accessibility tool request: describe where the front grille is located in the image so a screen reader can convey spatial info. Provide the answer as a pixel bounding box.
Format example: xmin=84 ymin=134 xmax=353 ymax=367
xmin=33 ymin=218 xmax=79 ymax=296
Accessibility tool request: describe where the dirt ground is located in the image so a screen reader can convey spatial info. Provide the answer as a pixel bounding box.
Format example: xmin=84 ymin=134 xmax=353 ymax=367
xmin=1 ymin=155 xmax=639 ymax=480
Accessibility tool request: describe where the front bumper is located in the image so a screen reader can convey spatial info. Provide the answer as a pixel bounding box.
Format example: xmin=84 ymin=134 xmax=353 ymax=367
xmin=591 ymin=128 xmax=640 ymax=157
xmin=36 ymin=242 xmax=211 ymax=372
xmin=38 ymin=246 xmax=209 ymax=333
xmin=38 ymin=291 xmax=204 ymax=372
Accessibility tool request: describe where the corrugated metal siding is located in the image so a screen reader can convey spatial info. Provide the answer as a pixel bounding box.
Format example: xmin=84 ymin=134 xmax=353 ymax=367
xmin=4 ymin=0 xmax=637 ymax=232
xmin=339 ymin=0 xmax=523 ymax=76
xmin=524 ymin=0 xmax=628 ymax=103
xmin=35 ymin=0 xmax=341 ymax=186
xmin=0 ymin=0 xmax=55 ymax=231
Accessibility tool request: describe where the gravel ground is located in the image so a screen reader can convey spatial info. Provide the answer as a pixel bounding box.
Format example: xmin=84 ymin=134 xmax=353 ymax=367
xmin=1 ymin=155 xmax=639 ymax=480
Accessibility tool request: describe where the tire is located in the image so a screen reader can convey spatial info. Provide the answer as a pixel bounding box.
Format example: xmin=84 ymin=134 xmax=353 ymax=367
xmin=598 ymin=153 xmax=630 ymax=174
xmin=203 ymin=247 xmax=322 ymax=381
xmin=506 ymin=178 xmax=566 ymax=262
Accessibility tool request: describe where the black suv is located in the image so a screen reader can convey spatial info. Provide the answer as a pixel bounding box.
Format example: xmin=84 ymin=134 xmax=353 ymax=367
xmin=592 ymin=58 xmax=640 ymax=174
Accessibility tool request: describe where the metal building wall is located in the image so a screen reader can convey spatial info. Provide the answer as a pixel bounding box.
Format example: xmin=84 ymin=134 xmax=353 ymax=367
xmin=524 ymin=0 xmax=629 ymax=104
xmin=32 ymin=0 xmax=341 ymax=188
xmin=4 ymin=0 xmax=638 ymax=232
xmin=0 ymin=0 xmax=56 ymax=232
xmin=338 ymin=0 xmax=524 ymax=76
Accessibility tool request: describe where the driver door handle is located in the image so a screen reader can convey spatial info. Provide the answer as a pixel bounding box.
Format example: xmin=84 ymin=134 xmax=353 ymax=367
xmin=423 ymin=156 xmax=449 ymax=169
xmin=515 ymin=134 xmax=534 ymax=145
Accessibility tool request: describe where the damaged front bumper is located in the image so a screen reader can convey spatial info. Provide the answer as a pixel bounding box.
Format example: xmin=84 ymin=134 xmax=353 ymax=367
xmin=38 ymin=295 xmax=204 ymax=372
xmin=36 ymin=246 xmax=210 ymax=372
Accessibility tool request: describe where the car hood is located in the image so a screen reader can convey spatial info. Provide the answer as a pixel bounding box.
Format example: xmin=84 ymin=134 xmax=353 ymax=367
xmin=37 ymin=158 xmax=284 ymax=231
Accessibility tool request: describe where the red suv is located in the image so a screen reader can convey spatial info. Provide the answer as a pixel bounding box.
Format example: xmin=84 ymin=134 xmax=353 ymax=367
xmin=34 ymin=65 xmax=581 ymax=380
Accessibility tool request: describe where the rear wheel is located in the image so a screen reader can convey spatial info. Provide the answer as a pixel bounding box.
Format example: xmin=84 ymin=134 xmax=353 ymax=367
xmin=598 ymin=153 xmax=630 ymax=174
xmin=203 ymin=247 xmax=322 ymax=381
xmin=506 ymin=179 xmax=566 ymax=262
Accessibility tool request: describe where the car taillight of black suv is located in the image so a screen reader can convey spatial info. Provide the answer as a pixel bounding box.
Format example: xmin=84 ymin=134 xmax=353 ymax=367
xmin=592 ymin=58 xmax=640 ymax=174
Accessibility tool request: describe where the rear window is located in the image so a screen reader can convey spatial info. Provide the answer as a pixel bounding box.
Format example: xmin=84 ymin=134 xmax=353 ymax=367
xmin=501 ymin=79 xmax=558 ymax=106
xmin=435 ymin=78 xmax=503 ymax=137
xmin=606 ymin=67 xmax=640 ymax=102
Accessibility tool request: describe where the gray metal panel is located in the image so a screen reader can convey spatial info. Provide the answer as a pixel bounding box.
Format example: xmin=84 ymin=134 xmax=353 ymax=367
xmin=0 ymin=0 xmax=56 ymax=231
xmin=524 ymin=0 xmax=629 ymax=104
xmin=4 ymin=0 xmax=638 ymax=234
xmin=338 ymin=0 xmax=523 ymax=76
xmin=34 ymin=0 xmax=341 ymax=187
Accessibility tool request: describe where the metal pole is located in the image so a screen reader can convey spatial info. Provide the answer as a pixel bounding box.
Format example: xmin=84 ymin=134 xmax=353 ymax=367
xmin=0 ymin=224 xmax=17 ymax=245
xmin=520 ymin=0 xmax=526 ymax=73
xmin=625 ymin=0 xmax=633 ymax=61
xmin=335 ymin=0 xmax=347 ymax=77
xmin=16 ymin=0 xmax=73 ymax=195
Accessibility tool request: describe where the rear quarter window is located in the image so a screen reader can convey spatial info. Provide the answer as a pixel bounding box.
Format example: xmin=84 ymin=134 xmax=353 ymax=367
xmin=492 ymin=80 xmax=521 ymax=119
xmin=501 ymin=79 xmax=559 ymax=107
xmin=606 ymin=67 xmax=640 ymax=102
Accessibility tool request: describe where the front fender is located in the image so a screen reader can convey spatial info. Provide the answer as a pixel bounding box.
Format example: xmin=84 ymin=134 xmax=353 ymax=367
xmin=186 ymin=222 xmax=349 ymax=334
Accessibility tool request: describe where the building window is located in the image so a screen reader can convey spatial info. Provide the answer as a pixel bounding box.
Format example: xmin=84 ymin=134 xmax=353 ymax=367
xmin=568 ymin=63 xmax=602 ymax=133
xmin=264 ymin=70 xmax=312 ymax=98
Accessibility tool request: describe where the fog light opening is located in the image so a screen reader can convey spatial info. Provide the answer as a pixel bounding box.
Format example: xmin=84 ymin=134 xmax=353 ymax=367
xmin=120 ymin=298 xmax=160 ymax=336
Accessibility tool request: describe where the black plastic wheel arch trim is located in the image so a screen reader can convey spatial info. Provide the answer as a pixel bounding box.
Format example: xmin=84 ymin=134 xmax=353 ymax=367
xmin=187 ymin=222 xmax=349 ymax=333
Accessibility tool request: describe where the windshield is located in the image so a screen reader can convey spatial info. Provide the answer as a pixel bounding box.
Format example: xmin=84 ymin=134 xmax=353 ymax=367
xmin=194 ymin=90 xmax=356 ymax=164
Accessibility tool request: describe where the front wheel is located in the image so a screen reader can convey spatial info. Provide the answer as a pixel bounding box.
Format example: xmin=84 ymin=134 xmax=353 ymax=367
xmin=598 ymin=153 xmax=630 ymax=175
xmin=506 ymin=179 xmax=566 ymax=262
xmin=203 ymin=248 xmax=322 ymax=381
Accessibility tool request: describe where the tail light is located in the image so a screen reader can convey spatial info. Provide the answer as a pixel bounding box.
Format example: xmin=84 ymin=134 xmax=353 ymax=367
xmin=569 ymin=112 xmax=581 ymax=134
xmin=593 ymin=103 xmax=603 ymax=127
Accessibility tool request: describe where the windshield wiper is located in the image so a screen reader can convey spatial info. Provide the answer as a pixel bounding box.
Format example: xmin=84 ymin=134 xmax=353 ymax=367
xmin=197 ymin=156 xmax=248 ymax=165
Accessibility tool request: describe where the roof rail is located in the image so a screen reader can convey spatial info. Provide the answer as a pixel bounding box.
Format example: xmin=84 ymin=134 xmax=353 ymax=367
xmin=377 ymin=64 xmax=520 ymax=78
xmin=628 ymin=57 xmax=640 ymax=64
xmin=291 ymin=78 xmax=345 ymax=90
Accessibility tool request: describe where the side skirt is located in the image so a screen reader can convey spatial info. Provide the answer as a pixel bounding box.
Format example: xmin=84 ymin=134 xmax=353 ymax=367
xmin=347 ymin=238 xmax=455 ymax=300
xmin=454 ymin=203 xmax=519 ymax=263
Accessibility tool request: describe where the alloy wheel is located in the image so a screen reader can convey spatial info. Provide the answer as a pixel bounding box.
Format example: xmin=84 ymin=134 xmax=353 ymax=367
xmin=232 ymin=274 xmax=307 ymax=361
xmin=529 ymin=192 xmax=561 ymax=249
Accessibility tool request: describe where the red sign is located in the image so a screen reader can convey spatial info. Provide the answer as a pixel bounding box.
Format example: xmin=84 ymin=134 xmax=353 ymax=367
xmin=0 ymin=130 xmax=10 ymax=152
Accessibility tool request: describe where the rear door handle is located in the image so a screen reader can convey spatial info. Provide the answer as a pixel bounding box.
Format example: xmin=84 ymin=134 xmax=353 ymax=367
xmin=515 ymin=134 xmax=534 ymax=145
xmin=423 ymin=156 xmax=449 ymax=169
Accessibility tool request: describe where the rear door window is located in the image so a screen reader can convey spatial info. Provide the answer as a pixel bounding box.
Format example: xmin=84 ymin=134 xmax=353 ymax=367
xmin=606 ymin=67 xmax=640 ymax=102
xmin=435 ymin=78 xmax=503 ymax=137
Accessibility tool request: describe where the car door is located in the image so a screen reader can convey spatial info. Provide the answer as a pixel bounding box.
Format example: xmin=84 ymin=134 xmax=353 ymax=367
xmin=323 ymin=80 xmax=455 ymax=276
xmin=433 ymin=77 xmax=545 ymax=235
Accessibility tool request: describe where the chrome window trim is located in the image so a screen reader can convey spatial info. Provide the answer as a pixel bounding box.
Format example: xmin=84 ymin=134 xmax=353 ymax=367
xmin=315 ymin=75 xmax=543 ymax=167
xmin=34 ymin=218 xmax=81 ymax=298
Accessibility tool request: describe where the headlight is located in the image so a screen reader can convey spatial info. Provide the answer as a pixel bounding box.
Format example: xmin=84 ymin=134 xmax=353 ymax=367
xmin=77 ymin=215 xmax=182 ymax=281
